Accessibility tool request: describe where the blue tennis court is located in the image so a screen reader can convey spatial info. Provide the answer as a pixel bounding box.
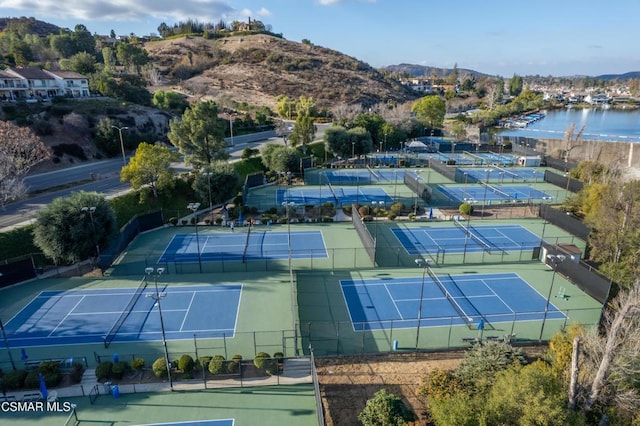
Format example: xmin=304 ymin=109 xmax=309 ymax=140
xmin=2 ymin=285 xmax=242 ymax=347
xmin=276 ymin=187 xmax=393 ymax=205
xmin=158 ymin=230 xmax=328 ymax=263
xmin=340 ymin=272 xmax=567 ymax=331
xmin=457 ymin=167 xmax=543 ymax=183
xmin=435 ymin=184 xmax=553 ymax=203
xmin=139 ymin=420 xmax=233 ymax=426
xmin=392 ymin=224 xmax=541 ymax=254
xmin=320 ymin=169 xmax=417 ymax=184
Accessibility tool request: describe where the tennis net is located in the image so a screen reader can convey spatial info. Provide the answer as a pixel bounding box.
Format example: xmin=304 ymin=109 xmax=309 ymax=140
xmin=480 ymin=181 xmax=511 ymax=199
xmin=242 ymin=226 xmax=252 ymax=263
xmin=425 ymin=268 xmax=473 ymax=326
xmin=326 ymin=182 xmax=339 ymax=203
xmin=366 ymin=165 xmax=381 ymax=180
xmin=453 ymin=219 xmax=492 ymax=253
xmin=104 ymin=275 xmax=148 ymax=348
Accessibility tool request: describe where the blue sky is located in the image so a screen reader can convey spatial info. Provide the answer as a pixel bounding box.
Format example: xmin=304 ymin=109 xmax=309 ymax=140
xmin=2 ymin=0 xmax=639 ymax=77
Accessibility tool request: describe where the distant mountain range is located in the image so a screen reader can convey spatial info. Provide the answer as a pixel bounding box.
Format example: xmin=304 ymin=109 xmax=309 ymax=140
xmin=382 ymin=63 xmax=491 ymax=79
xmin=595 ymin=71 xmax=640 ymax=80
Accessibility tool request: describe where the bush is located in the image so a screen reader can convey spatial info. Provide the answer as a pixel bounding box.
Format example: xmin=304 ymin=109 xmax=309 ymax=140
xmin=358 ymin=388 xmax=415 ymax=426
xmin=198 ymin=356 xmax=212 ymax=370
xmin=227 ymin=355 xmax=243 ymax=374
xmin=3 ymin=369 xmax=27 ymax=390
xmin=208 ymin=355 xmax=226 ymax=375
xmin=273 ymin=352 xmax=284 ymax=363
xmin=38 ymin=361 xmax=60 ymax=375
xmin=255 ymin=352 xmax=278 ymax=374
xmin=152 ymin=358 xmax=168 ymax=378
xmin=169 ymin=217 xmax=178 ymax=226
xmin=70 ymin=363 xmax=84 ymax=383
xmin=178 ymin=354 xmax=195 ymax=374
xmin=95 ymin=361 xmax=113 ymax=381
xmin=111 ymin=361 xmax=129 ymax=379
xmin=131 ymin=358 xmax=145 ymax=371
xmin=24 ymin=371 xmax=40 ymax=389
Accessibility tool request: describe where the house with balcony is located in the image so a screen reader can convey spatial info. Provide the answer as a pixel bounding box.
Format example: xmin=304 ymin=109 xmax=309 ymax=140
xmin=1 ymin=67 xmax=91 ymax=101
xmin=44 ymin=70 xmax=91 ymax=98
xmin=0 ymin=70 xmax=27 ymax=101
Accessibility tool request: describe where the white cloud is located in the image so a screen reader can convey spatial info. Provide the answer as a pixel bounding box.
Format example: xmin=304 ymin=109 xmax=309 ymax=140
xmin=318 ymin=0 xmax=377 ymax=5
xmin=0 ymin=0 xmax=236 ymax=25
xmin=256 ymin=7 xmax=272 ymax=17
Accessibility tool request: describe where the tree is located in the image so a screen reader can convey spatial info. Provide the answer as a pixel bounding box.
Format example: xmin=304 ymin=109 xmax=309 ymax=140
xmin=509 ymin=74 xmax=524 ymax=96
xmin=275 ymin=95 xmax=293 ymax=119
xmin=60 ymin=51 xmax=96 ymax=74
xmin=152 ymin=90 xmax=189 ymax=114
xmin=32 ymin=191 xmax=117 ymax=264
xmin=411 ymin=95 xmax=446 ymax=130
xmin=358 ymin=388 xmax=415 ymax=426
xmin=115 ymin=42 xmax=149 ymax=73
xmin=289 ymin=96 xmax=317 ymax=150
xmin=168 ymin=101 xmax=229 ymax=168
xmin=0 ymin=121 xmax=51 ymax=206
xmin=193 ymin=162 xmax=240 ymax=207
xmin=323 ymin=126 xmax=372 ymax=158
xmin=120 ymin=142 xmax=179 ymax=198
xmin=449 ymin=121 xmax=468 ymax=141
xmin=260 ymin=144 xmax=300 ymax=174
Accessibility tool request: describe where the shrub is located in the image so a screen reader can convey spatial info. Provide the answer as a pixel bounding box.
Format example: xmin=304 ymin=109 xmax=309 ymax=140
xmin=3 ymin=369 xmax=27 ymax=390
xmin=178 ymin=354 xmax=195 ymax=374
xmin=273 ymin=352 xmax=284 ymax=363
xmin=254 ymin=352 xmax=278 ymax=374
xmin=95 ymin=361 xmax=113 ymax=381
xmin=131 ymin=358 xmax=145 ymax=371
xmin=24 ymin=371 xmax=40 ymax=389
xmin=70 ymin=363 xmax=84 ymax=383
xmin=152 ymin=358 xmax=168 ymax=378
xmin=208 ymin=355 xmax=226 ymax=375
xmin=227 ymin=355 xmax=243 ymax=374
xmin=111 ymin=361 xmax=129 ymax=379
xmin=198 ymin=356 xmax=212 ymax=370
xmin=38 ymin=361 xmax=61 ymax=375
xmin=387 ymin=213 xmax=397 ymax=220
xmin=169 ymin=217 xmax=178 ymax=226
xmin=389 ymin=202 xmax=405 ymax=215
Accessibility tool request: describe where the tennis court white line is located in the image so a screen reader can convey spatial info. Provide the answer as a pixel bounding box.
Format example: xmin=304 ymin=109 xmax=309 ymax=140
xmin=482 ymin=279 xmax=515 ymax=314
xmin=180 ymin=291 xmax=197 ymax=332
xmin=383 ymin=283 xmax=404 ymax=320
xmin=48 ymin=295 xmax=86 ymax=337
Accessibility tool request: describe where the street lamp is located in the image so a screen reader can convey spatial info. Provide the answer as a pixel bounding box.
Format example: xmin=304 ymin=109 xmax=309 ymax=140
xmin=227 ymin=112 xmax=238 ymax=146
xmin=539 ymin=254 xmax=566 ymax=341
xmin=81 ymin=206 xmax=100 ymax=261
xmin=463 ymin=172 xmax=469 ymax=200
xmin=145 ymin=267 xmax=172 ymax=390
xmin=352 ymin=141 xmax=355 ymax=159
xmin=187 ymin=202 xmax=202 ymax=272
xmin=111 ymin=125 xmax=129 ymax=166
xmin=481 ymin=169 xmax=492 ymax=217
xmin=414 ymin=258 xmax=434 ymax=350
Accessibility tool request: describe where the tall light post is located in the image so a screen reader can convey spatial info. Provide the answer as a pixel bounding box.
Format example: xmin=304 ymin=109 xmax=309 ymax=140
xmin=540 ymin=254 xmax=566 ymax=341
xmin=111 ymin=125 xmax=129 ymax=166
xmin=351 ymin=141 xmax=355 ymax=159
xmin=227 ymin=112 xmax=238 ymax=146
xmin=145 ymin=267 xmax=172 ymax=390
xmin=203 ymin=172 xmax=213 ymax=209
xmin=0 ymin=310 xmax=17 ymax=370
xmin=371 ymin=200 xmax=384 ymax=240
xmin=187 ymin=202 xmax=202 ymax=272
xmin=81 ymin=206 xmax=100 ymax=261
xmin=282 ymin=202 xmax=296 ymax=281
xmin=462 ymin=172 xmax=469 ymax=200
xmin=481 ymin=169 xmax=492 ymax=217
xmin=414 ymin=258 xmax=434 ymax=350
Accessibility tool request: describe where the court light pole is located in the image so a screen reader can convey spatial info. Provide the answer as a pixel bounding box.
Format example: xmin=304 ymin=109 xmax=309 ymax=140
xmin=81 ymin=206 xmax=100 ymax=262
xmin=539 ymin=254 xmax=566 ymax=341
xmin=145 ymin=267 xmax=172 ymax=390
xmin=0 ymin=312 xmax=17 ymax=370
xmin=187 ymin=202 xmax=202 ymax=272
xmin=282 ymin=202 xmax=296 ymax=282
xmin=203 ymin=172 xmax=213 ymax=209
xmin=481 ymin=169 xmax=492 ymax=218
xmin=414 ymin=258 xmax=434 ymax=350
xmin=111 ymin=125 xmax=129 ymax=166
xmin=352 ymin=141 xmax=355 ymax=159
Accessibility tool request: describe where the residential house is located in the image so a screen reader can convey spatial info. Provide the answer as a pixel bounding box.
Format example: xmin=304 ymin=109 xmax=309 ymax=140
xmin=44 ymin=70 xmax=91 ymax=98
xmin=1 ymin=67 xmax=90 ymax=101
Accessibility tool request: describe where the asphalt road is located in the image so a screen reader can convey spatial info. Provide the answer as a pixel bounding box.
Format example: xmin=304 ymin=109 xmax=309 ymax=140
xmin=1 ymin=124 xmax=329 ymax=231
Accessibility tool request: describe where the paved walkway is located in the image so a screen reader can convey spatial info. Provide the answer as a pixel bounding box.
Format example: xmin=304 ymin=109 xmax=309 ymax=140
xmin=3 ymin=358 xmax=312 ymax=401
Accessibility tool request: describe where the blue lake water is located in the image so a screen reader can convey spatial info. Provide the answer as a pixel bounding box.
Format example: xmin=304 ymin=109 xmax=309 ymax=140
xmin=498 ymin=108 xmax=640 ymax=142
